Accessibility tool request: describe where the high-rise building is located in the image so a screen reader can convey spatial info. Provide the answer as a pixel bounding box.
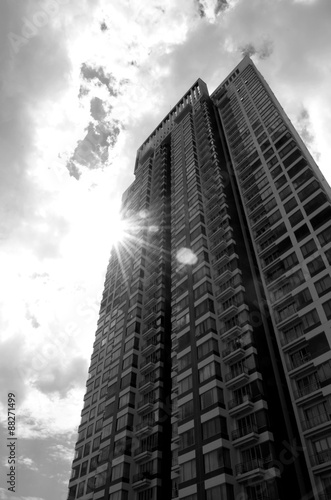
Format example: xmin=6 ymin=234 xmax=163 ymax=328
xmin=67 ymin=56 xmax=331 ymax=500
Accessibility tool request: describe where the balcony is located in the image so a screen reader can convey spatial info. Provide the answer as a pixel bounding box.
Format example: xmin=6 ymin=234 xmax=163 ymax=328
xmin=144 ymin=309 xmax=157 ymax=323
xmin=225 ymin=365 xmax=250 ymax=389
xmin=280 ymin=324 xmax=306 ymax=349
xmin=222 ymin=340 xmax=246 ymax=364
xmin=289 ymin=353 xmax=312 ymax=373
xmin=142 ymin=325 xmax=157 ymax=339
xmin=216 ymin=284 xmax=235 ymax=301
xmin=133 ymin=447 xmax=153 ymax=462
xmin=218 ymin=303 xmax=239 ymax=320
xmin=132 ymin=471 xmax=153 ymax=489
xmin=302 ymin=412 xmax=331 ymax=432
xmin=228 ymin=394 xmax=254 ymax=416
xmin=231 ymin=423 xmax=260 ymax=447
xmin=294 ymin=381 xmax=322 ymax=402
xmin=135 ymin=418 xmax=155 ymax=437
xmin=137 ymin=397 xmax=156 ymax=414
xmin=139 ymin=375 xmax=156 ymax=393
xmin=140 ymin=358 xmax=156 ymax=374
xmin=310 ymin=450 xmax=331 ymax=470
xmin=220 ymin=324 xmax=242 ymax=341
xmin=235 ymin=458 xmax=267 ymax=484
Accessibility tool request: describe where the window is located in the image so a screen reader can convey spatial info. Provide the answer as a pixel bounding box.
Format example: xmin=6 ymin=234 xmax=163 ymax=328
xmin=80 ymin=461 xmax=88 ymax=476
xmin=294 ymin=224 xmax=310 ymax=242
xmin=195 ymin=298 xmax=215 ymax=319
xmin=326 ymin=248 xmax=331 ymax=265
xmin=77 ymin=482 xmax=85 ymax=498
xmin=307 ymin=257 xmax=326 ymax=277
xmin=178 ymin=375 xmax=193 ymax=394
xmin=301 ymin=309 xmax=320 ymax=332
xmin=111 ymin=462 xmax=130 ymax=481
xmin=120 ymin=372 xmax=136 ymax=389
xmin=197 ymin=338 xmax=219 ymax=358
xmin=279 ymin=185 xmax=292 ymax=201
xmin=116 ymin=413 xmax=134 ymax=431
xmin=318 ymin=226 xmax=331 ymax=246
xmin=83 ymin=442 xmax=91 ymax=457
xmin=101 ymin=422 xmax=112 ymax=439
xmin=92 ymin=436 xmax=101 ymax=451
xmin=301 ymin=239 xmax=317 ymax=258
xmin=204 ymin=448 xmax=231 ymax=473
xmin=179 ymin=399 xmax=194 ymax=420
xmin=200 ymin=387 xmax=224 ymax=410
xmin=178 ymin=351 xmax=192 ymax=371
xmin=206 ymin=484 xmax=234 ymax=500
xmin=289 ymin=210 xmax=304 ymax=227
xmin=195 ymin=317 xmax=216 ymax=337
xmin=193 ymin=265 xmax=211 ymax=284
xmin=202 ymin=416 xmax=227 ymax=440
xmin=180 ymin=459 xmax=196 ymax=482
xmin=314 ymin=436 xmax=331 ymax=454
xmin=118 ymin=392 xmax=134 ymax=409
xmin=311 ymin=206 xmax=331 ymax=232
xmin=323 ymin=299 xmax=331 ymax=320
xmin=179 ymin=428 xmax=195 ymax=450
xmin=304 ymin=192 xmax=327 ymax=216
xmin=199 ymin=362 xmax=220 ymax=383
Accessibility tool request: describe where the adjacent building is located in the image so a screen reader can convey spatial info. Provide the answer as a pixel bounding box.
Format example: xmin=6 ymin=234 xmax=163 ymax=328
xmin=67 ymin=56 xmax=331 ymax=500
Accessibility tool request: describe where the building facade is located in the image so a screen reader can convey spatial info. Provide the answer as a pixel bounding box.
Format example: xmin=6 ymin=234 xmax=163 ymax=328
xmin=67 ymin=56 xmax=331 ymax=500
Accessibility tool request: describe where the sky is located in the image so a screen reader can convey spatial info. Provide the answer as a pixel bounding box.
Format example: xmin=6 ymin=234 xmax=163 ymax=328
xmin=0 ymin=0 xmax=330 ymax=498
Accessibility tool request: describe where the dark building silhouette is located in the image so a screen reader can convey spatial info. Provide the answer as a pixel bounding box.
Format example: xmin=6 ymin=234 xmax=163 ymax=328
xmin=67 ymin=56 xmax=331 ymax=500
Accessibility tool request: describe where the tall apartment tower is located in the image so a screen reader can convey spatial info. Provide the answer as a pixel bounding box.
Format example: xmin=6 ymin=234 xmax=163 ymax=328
xmin=67 ymin=56 xmax=331 ymax=500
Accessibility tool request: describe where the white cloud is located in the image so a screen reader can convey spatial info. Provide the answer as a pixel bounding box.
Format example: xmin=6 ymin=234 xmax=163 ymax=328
xmin=0 ymin=1 xmax=331 ymax=500
xmin=18 ymin=456 xmax=39 ymax=472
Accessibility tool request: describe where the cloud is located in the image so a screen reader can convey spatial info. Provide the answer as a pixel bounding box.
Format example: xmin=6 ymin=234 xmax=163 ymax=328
xmin=0 ymin=491 xmax=45 ymax=500
xmin=215 ymin=0 xmax=229 ymax=15
xmin=33 ymin=357 xmax=88 ymax=398
xmin=195 ymin=0 xmax=206 ymax=17
xmin=48 ymin=444 xmax=74 ymax=462
xmin=239 ymin=37 xmax=273 ymax=60
xmin=18 ymin=456 xmax=39 ymax=472
xmin=80 ymin=63 xmax=119 ymax=97
xmin=297 ymin=107 xmax=315 ymax=144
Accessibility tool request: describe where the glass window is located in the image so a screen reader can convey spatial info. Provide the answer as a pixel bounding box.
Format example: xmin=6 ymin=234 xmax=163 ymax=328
xmin=179 ymin=428 xmax=195 ymax=450
xmin=200 ymin=387 xmax=224 ymax=409
xmin=301 ymin=239 xmax=317 ymax=258
xmin=180 ymin=459 xmax=196 ymax=482
xmin=307 ymin=257 xmax=326 ymax=277
xmin=204 ymin=448 xmax=231 ymax=473
xmin=318 ymin=226 xmax=331 ymax=246
xmin=323 ymin=299 xmax=331 ymax=320
xmin=178 ymin=375 xmax=193 ymax=394
xmin=199 ymin=362 xmax=219 ymax=383
xmin=315 ymin=275 xmax=331 ymax=297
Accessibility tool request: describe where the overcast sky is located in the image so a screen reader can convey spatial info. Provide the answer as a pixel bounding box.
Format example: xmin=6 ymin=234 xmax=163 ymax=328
xmin=0 ymin=0 xmax=331 ymax=499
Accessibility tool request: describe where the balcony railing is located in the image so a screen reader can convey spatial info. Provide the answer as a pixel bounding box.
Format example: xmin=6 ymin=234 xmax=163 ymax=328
xmin=137 ymin=396 xmax=156 ymax=409
xmin=294 ymin=381 xmax=321 ymax=400
xmin=132 ymin=471 xmax=153 ymax=483
xmin=225 ymin=365 xmax=249 ymax=382
xmin=290 ymin=352 xmax=311 ymax=370
xmin=228 ymin=393 xmax=253 ymax=409
xmin=136 ymin=418 xmax=155 ymax=431
xmin=301 ymin=412 xmax=331 ymax=431
xmin=280 ymin=324 xmax=305 ymax=346
xmin=235 ymin=456 xmax=271 ymax=475
xmin=222 ymin=338 xmax=247 ymax=358
xmin=310 ymin=449 xmax=331 ymax=467
xmin=231 ymin=423 xmax=258 ymax=440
